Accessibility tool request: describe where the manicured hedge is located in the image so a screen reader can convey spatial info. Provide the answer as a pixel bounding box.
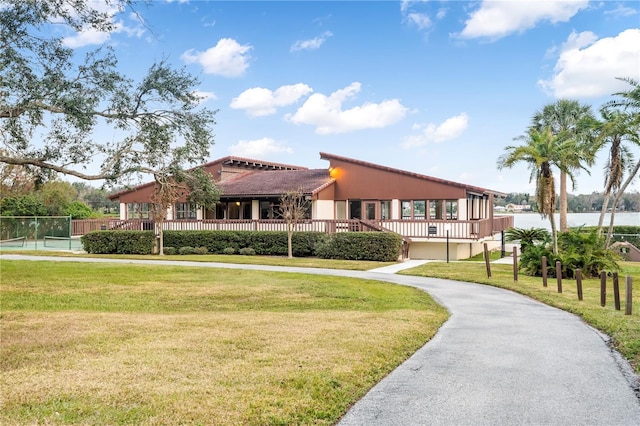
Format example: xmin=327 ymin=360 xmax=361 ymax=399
xmin=162 ymin=230 xmax=325 ymax=257
xmin=80 ymin=229 xmax=404 ymax=261
xmin=316 ymin=232 xmax=402 ymax=262
xmin=81 ymin=230 xmax=154 ymax=254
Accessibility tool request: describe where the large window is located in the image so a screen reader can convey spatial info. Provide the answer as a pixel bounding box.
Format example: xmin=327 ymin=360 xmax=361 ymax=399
xmin=174 ymin=202 xmax=197 ymax=220
xmin=430 ymin=200 xmax=443 ymax=219
xmin=413 ymin=200 xmax=426 ymax=219
xmin=127 ymin=203 xmax=150 ymax=219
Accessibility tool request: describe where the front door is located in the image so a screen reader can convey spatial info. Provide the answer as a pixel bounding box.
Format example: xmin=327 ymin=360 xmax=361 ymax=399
xmin=349 ymin=200 xmax=361 ymax=219
xmin=364 ymin=202 xmax=376 ymax=220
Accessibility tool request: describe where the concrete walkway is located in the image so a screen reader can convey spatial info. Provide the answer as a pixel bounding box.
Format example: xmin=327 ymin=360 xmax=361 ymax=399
xmin=2 ymin=254 xmax=639 ymax=425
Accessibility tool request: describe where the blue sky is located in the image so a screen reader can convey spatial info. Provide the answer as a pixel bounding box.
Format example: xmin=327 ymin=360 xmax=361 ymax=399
xmin=60 ymin=0 xmax=639 ymax=194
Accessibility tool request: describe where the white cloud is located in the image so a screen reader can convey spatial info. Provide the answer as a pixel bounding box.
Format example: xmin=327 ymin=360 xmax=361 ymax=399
xmin=402 ymin=113 xmax=469 ymax=148
xmin=286 ymin=82 xmax=407 ymax=134
xmin=192 ymin=90 xmax=217 ymax=103
xmin=63 ymin=26 xmax=111 ymax=48
xmin=230 ymin=84 xmax=313 ymax=117
xmin=228 ymin=137 xmax=293 ymax=158
xmin=181 ymin=38 xmax=252 ymax=77
xmin=458 ymin=0 xmax=588 ymax=40
xmin=61 ymin=4 xmax=145 ymax=48
xmin=538 ymin=29 xmax=640 ymax=98
xmin=604 ymin=5 xmax=638 ymax=17
xmin=291 ymin=31 xmax=333 ymax=52
xmin=406 ymin=12 xmax=432 ymax=30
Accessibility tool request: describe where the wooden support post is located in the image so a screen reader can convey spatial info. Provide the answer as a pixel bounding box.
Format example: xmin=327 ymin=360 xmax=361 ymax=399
xmin=625 ymin=276 xmax=633 ymax=315
xmin=600 ymin=271 xmax=607 ymax=307
xmin=576 ymin=269 xmax=583 ymax=301
xmin=556 ymin=261 xmax=562 ymax=293
xmin=541 ymin=256 xmax=548 ymax=287
xmin=512 ymin=246 xmax=518 ymax=282
xmin=483 ymin=243 xmax=491 ymax=278
xmin=613 ymin=272 xmax=621 ymax=311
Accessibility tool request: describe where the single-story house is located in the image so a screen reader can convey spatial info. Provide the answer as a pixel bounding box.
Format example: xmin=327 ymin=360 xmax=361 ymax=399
xmin=108 ymin=152 xmax=513 ymax=260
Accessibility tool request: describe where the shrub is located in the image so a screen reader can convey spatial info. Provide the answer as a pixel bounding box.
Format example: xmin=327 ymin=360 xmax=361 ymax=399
xmin=519 ymin=227 xmax=620 ymax=278
xmin=163 ymin=246 xmax=176 ymax=255
xmin=193 ymin=246 xmax=209 ymax=255
xmin=163 ymin=230 xmax=324 ymax=257
xmin=316 ymin=232 xmax=401 ymax=262
xmin=239 ymin=247 xmax=256 ymax=256
xmin=81 ymin=231 xmax=154 ymax=254
xmin=222 ymin=247 xmax=236 ymax=255
xmin=178 ymin=246 xmax=195 ymax=255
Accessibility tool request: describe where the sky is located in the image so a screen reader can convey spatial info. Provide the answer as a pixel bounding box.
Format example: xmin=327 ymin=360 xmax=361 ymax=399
xmin=57 ymin=0 xmax=639 ymax=195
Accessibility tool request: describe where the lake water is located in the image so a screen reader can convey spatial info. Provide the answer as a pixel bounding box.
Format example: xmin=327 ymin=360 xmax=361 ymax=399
xmin=505 ymin=212 xmax=639 ymax=230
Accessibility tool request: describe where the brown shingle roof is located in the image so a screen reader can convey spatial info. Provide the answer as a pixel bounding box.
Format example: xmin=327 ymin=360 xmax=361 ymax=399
xmin=218 ymin=169 xmax=333 ymax=198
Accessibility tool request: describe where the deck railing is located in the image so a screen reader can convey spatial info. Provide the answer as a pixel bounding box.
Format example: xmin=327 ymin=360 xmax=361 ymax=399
xmin=72 ymin=216 xmax=513 ymax=240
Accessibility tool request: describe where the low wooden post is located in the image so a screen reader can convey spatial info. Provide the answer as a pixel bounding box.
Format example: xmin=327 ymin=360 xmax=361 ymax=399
xmin=541 ymin=256 xmax=548 ymax=287
xmin=576 ymin=269 xmax=583 ymax=301
xmin=556 ymin=261 xmax=562 ymax=293
xmin=483 ymin=243 xmax=491 ymax=278
xmin=625 ymin=276 xmax=633 ymax=315
xmin=613 ymin=272 xmax=621 ymax=311
xmin=512 ymin=246 xmax=518 ymax=282
xmin=600 ymin=271 xmax=607 ymax=307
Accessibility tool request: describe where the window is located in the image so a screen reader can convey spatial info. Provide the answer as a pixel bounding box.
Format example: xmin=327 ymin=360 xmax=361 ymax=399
xmin=430 ymin=200 xmax=443 ymax=219
xmin=413 ymin=200 xmax=426 ymax=219
xmin=446 ymin=200 xmax=458 ymax=220
xmin=175 ymin=202 xmax=197 ymax=220
xmin=381 ymin=201 xmax=391 ymax=220
xmin=127 ymin=203 xmax=150 ymax=219
xmin=401 ymin=201 xmax=411 ymax=219
xmin=242 ymin=202 xmax=252 ymax=219
xmin=228 ymin=202 xmax=240 ymax=219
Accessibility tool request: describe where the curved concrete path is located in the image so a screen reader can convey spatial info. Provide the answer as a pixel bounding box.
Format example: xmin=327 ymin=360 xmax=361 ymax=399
xmin=2 ymin=255 xmax=639 ymax=425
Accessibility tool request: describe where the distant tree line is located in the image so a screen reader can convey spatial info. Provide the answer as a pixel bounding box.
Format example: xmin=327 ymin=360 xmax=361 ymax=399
xmin=495 ymin=191 xmax=640 ymax=213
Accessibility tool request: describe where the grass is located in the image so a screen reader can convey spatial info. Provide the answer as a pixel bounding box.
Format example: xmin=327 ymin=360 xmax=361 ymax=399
xmin=0 ymin=250 xmax=395 ymax=271
xmin=0 ymin=259 xmax=448 ymax=425
xmin=400 ymin=260 xmax=640 ymax=374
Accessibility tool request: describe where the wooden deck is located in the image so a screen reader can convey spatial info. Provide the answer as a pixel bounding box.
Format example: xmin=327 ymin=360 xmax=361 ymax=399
xmin=72 ymin=216 xmax=514 ymax=240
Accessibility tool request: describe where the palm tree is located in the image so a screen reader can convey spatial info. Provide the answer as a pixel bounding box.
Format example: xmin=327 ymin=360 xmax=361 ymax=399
xmin=531 ymin=100 xmax=595 ymax=232
xmin=593 ymin=108 xmax=639 ymax=231
xmin=599 ymin=78 xmax=640 ymax=246
xmin=498 ymin=127 xmax=568 ymax=254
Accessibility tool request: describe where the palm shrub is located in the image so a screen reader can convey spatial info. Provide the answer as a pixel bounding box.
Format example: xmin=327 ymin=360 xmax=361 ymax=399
xmin=519 ymin=227 xmax=620 ymax=278
xmin=505 ymin=227 xmax=549 ymax=255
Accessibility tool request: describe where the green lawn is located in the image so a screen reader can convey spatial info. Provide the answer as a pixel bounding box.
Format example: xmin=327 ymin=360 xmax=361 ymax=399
xmin=0 ymin=259 xmax=447 ymax=425
xmin=400 ymin=260 xmax=640 ymax=374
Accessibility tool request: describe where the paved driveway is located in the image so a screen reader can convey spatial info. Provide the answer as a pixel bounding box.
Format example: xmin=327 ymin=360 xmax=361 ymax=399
xmin=2 ymin=255 xmax=639 ymax=425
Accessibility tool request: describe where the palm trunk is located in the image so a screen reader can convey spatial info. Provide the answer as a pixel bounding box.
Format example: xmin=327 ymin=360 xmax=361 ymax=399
xmin=559 ymin=171 xmax=568 ymax=232
xmin=549 ymin=213 xmax=558 ymax=255
xmin=597 ymin=192 xmax=612 ymax=236
xmin=605 ymin=159 xmax=640 ymax=247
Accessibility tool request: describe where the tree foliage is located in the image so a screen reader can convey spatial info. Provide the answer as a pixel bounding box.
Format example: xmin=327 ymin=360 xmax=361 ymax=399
xmin=0 ymin=0 xmax=218 ymax=186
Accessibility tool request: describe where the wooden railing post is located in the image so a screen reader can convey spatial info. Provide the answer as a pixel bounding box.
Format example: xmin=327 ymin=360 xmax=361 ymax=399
xmin=483 ymin=243 xmax=491 ymax=278
xmin=613 ymin=272 xmax=621 ymax=311
xmin=541 ymin=256 xmax=548 ymax=287
xmin=512 ymin=246 xmax=518 ymax=282
xmin=625 ymin=276 xmax=633 ymax=315
xmin=600 ymin=271 xmax=607 ymax=307
xmin=576 ymin=269 xmax=583 ymax=301
xmin=556 ymin=261 xmax=562 ymax=293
